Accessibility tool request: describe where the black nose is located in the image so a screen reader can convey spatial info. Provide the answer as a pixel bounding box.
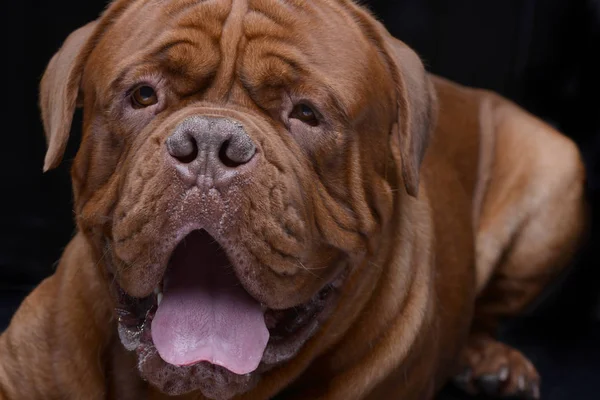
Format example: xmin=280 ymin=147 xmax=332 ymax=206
xmin=166 ymin=116 xmax=257 ymax=188
xmin=167 ymin=116 xmax=256 ymax=167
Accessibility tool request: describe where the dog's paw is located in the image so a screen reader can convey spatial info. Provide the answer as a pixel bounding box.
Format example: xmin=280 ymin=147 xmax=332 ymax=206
xmin=452 ymin=334 xmax=540 ymax=399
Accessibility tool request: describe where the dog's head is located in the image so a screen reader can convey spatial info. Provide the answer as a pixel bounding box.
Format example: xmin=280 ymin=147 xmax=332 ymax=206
xmin=40 ymin=0 xmax=436 ymax=398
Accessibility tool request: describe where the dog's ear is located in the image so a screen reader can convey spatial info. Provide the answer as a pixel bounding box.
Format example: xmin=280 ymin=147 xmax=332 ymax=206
xmin=40 ymin=21 xmax=97 ymax=172
xmin=381 ymin=36 xmax=438 ymax=197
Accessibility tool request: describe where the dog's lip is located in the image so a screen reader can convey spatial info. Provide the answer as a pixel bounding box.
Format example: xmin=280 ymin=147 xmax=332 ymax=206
xmin=111 ymin=222 xmax=334 ymax=309
xmin=112 ymin=224 xmax=219 ymax=299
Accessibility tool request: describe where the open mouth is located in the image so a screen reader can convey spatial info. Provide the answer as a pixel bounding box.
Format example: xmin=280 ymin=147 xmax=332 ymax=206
xmin=113 ymin=229 xmax=344 ymax=377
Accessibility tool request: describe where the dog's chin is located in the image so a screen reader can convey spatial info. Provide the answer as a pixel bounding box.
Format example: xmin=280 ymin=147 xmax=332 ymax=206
xmin=110 ymin=229 xmax=347 ymax=399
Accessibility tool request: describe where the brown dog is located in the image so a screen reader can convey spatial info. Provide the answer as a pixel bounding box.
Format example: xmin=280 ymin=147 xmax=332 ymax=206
xmin=0 ymin=1 xmax=587 ymax=399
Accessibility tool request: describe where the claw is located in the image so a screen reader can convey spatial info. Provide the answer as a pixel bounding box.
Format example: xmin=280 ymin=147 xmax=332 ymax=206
xmin=525 ymin=381 xmax=540 ymax=400
xmin=452 ymin=367 xmax=473 ymax=392
xmin=517 ymin=375 xmax=527 ymax=392
xmin=478 ymin=373 xmax=502 ymax=395
xmin=498 ymin=366 xmax=510 ymax=382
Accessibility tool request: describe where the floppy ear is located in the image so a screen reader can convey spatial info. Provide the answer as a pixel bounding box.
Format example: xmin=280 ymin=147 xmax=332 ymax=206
xmin=382 ymin=36 xmax=438 ymax=197
xmin=40 ymin=21 xmax=97 ymax=172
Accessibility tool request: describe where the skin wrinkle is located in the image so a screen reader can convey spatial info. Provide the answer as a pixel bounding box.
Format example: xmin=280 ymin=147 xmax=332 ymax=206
xmin=116 ymin=177 xmax=161 ymax=241
xmin=244 ymin=240 xmax=298 ymax=277
xmin=260 ymin=212 xmax=304 ymax=259
xmin=262 ymin=224 xmax=303 ymax=261
xmin=298 ymin=198 xmax=424 ymax=399
xmin=206 ymin=0 xmax=247 ymax=102
xmin=245 ymin=196 xmax=303 ymax=271
xmin=151 ymin=39 xmax=197 ymax=60
xmin=116 ymin=182 xmax=168 ymax=242
xmin=176 ymin=20 xmax=224 ymax=39
xmin=243 ymin=1 xmax=308 ymax=47
xmin=165 ymin=0 xmax=212 ymax=17
xmin=103 ymin=5 xmax=225 ymax=102
xmin=77 ymin=175 xmax=120 ymax=231
xmin=114 ymin=187 xmax=162 ymax=248
xmin=346 ymin=139 xmax=378 ymax=246
xmin=244 ymin=12 xmax=288 ymax=39
xmin=315 ymin=182 xmax=360 ymax=233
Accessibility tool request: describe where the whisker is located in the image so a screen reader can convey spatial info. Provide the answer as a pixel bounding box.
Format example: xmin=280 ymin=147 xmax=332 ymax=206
xmin=297 ymin=260 xmax=320 ymax=278
xmin=74 ymin=212 xmax=113 ymax=224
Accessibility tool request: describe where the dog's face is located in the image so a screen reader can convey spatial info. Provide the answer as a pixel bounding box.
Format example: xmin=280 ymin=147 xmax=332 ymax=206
xmin=39 ymin=0 xmax=434 ymax=398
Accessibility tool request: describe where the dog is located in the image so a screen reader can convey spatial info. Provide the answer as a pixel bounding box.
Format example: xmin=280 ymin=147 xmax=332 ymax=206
xmin=0 ymin=0 xmax=587 ymax=399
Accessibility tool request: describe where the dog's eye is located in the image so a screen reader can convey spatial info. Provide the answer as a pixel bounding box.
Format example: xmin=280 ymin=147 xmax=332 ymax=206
xmin=290 ymin=104 xmax=319 ymax=127
xmin=131 ymin=85 xmax=158 ymax=108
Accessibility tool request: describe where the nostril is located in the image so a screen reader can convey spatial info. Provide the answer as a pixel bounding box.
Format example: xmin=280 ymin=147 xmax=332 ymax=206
xmin=177 ymin=139 xmax=198 ymax=164
xmin=167 ymin=133 xmax=199 ymax=164
xmin=219 ymin=140 xmax=245 ymax=168
xmin=219 ymin=138 xmax=256 ymax=168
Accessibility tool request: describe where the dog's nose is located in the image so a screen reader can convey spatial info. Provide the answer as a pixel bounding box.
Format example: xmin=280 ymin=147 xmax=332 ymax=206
xmin=167 ymin=116 xmax=256 ymax=166
xmin=166 ymin=116 xmax=257 ymax=187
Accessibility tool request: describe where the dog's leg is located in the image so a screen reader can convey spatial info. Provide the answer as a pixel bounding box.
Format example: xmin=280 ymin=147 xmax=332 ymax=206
xmin=0 ymin=235 xmax=114 ymax=399
xmin=454 ymin=103 xmax=588 ymax=399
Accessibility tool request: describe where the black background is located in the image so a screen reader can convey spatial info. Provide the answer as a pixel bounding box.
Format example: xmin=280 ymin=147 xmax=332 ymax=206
xmin=1 ymin=0 xmax=599 ymax=399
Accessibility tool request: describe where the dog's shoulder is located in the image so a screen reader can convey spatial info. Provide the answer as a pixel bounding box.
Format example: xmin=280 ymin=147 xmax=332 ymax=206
xmin=0 ymin=233 xmax=113 ymax=399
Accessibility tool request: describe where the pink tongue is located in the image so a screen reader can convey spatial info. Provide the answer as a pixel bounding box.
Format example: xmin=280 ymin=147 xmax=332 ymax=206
xmin=151 ymin=231 xmax=269 ymax=375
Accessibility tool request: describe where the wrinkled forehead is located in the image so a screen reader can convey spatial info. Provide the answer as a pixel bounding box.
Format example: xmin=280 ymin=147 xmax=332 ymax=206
xmin=85 ymin=0 xmax=388 ymax=112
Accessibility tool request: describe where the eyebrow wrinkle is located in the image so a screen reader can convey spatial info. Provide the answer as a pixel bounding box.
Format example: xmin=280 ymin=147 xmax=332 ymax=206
xmin=206 ymin=0 xmax=249 ymax=102
xmin=246 ymin=9 xmax=285 ymax=29
xmin=175 ymin=23 xmax=222 ymax=47
xmin=172 ymin=71 xmax=218 ymax=99
xmin=167 ymin=0 xmax=211 ymax=19
xmin=110 ymin=60 xmax=154 ymax=94
xmin=262 ymin=51 xmax=304 ymax=74
xmin=151 ymin=38 xmax=196 ymax=59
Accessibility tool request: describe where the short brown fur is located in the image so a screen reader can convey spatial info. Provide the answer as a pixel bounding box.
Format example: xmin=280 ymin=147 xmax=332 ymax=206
xmin=0 ymin=0 xmax=587 ymax=399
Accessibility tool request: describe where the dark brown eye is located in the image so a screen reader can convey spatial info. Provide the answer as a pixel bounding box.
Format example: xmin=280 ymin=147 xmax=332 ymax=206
xmin=131 ymin=85 xmax=158 ymax=108
xmin=290 ymin=104 xmax=319 ymax=126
